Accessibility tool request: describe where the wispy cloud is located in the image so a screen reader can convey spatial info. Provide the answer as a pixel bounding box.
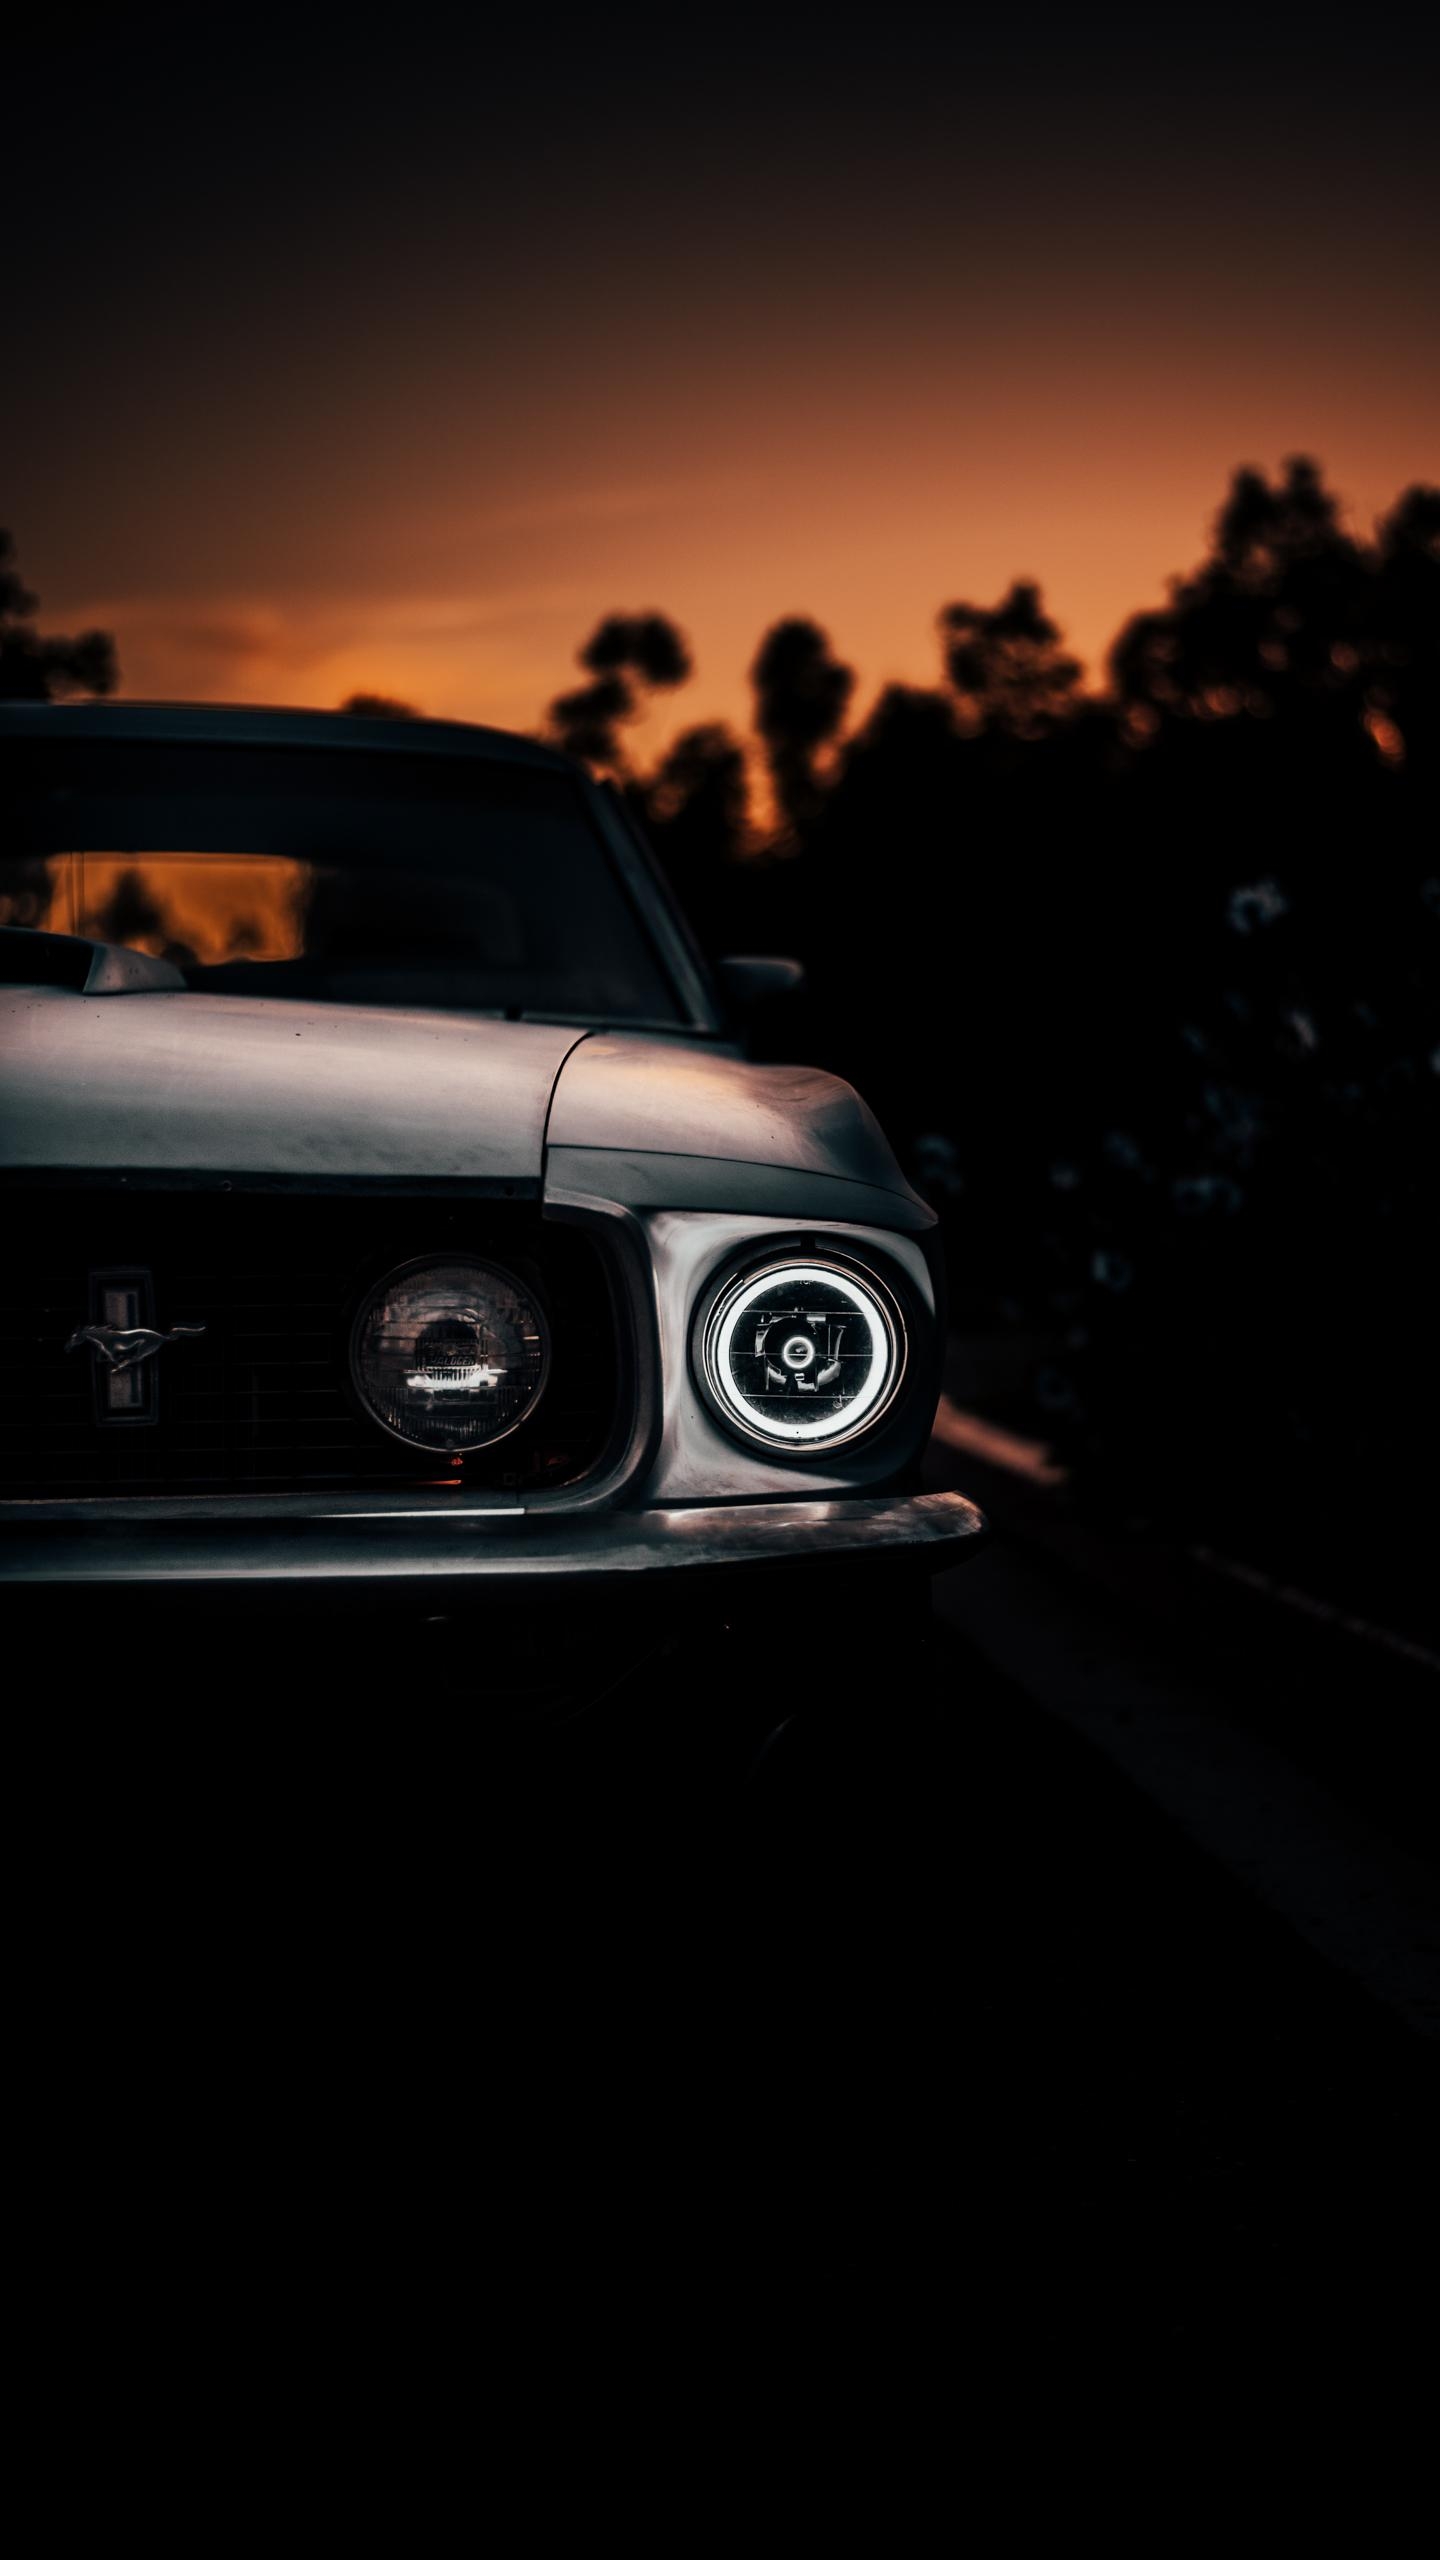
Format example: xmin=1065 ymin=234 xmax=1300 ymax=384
xmin=69 ymin=585 xmax=602 ymax=726
xmin=459 ymin=472 xmax=756 ymax=541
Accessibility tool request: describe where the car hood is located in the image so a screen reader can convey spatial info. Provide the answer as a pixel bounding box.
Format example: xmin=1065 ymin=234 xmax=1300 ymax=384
xmin=546 ymin=1032 xmax=930 ymax=1224
xmin=0 ymin=988 xmax=588 ymax=1186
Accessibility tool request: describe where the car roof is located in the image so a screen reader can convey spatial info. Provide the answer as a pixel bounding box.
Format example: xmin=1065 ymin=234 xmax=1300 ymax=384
xmin=0 ymin=697 xmax=579 ymax=774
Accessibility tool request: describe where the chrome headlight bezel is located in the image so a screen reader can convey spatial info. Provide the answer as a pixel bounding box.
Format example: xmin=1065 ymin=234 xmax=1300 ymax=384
xmin=692 ymin=1249 xmax=909 ymax=1455
xmin=348 ymin=1252 xmax=552 ymax=1454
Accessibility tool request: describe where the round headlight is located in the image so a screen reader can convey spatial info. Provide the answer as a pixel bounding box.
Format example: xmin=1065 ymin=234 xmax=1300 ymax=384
xmin=698 ymin=1257 xmax=905 ymax=1449
xmin=350 ymin=1256 xmax=549 ymax=1453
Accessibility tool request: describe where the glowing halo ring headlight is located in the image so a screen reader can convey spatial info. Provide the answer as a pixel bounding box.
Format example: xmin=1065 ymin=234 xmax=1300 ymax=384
xmin=349 ymin=1254 xmax=550 ymax=1453
xmin=697 ymin=1255 xmax=907 ymax=1451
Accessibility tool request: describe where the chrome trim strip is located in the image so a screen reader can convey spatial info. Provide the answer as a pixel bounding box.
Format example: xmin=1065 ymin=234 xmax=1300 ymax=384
xmin=0 ymin=1488 xmax=986 ymax=1591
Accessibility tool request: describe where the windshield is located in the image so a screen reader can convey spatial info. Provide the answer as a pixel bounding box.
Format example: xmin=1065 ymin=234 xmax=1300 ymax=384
xmin=0 ymin=738 xmax=684 ymax=1022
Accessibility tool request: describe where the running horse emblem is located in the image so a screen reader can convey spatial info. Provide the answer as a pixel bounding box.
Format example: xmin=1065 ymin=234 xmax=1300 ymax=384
xmin=66 ymin=1321 xmax=207 ymax=1371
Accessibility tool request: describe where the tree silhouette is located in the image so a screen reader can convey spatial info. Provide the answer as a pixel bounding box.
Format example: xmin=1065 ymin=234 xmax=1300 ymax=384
xmin=89 ymin=866 xmax=169 ymax=952
xmin=750 ymin=617 xmax=854 ymax=833
xmin=1213 ymin=454 xmax=1343 ymax=578
xmin=1372 ymin=484 xmax=1440 ymax=783
xmin=636 ymin=720 xmax=751 ymax=952
xmin=1109 ymin=456 xmax=1368 ymax=733
xmin=546 ymin=671 xmax=633 ymax=769
xmin=938 ymin=579 xmax=1080 ymax=737
xmin=546 ymin=611 xmax=692 ymax=774
xmin=339 ymin=691 xmax=421 ymax=719
xmin=0 ymin=530 xmax=117 ymax=700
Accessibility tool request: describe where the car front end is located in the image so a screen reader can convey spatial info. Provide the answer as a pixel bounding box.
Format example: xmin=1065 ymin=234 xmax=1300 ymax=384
xmin=0 ymin=702 xmax=984 ymax=1717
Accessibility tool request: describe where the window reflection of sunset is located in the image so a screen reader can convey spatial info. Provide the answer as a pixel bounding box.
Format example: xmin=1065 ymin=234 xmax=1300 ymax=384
xmin=35 ymin=855 xmax=309 ymax=965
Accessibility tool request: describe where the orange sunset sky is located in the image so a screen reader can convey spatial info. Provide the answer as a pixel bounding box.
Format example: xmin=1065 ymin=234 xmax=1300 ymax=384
xmin=11 ymin=7 xmax=1438 ymax=761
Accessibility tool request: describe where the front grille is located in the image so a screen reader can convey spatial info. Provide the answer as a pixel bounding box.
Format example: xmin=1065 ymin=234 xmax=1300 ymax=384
xmin=0 ymin=1191 xmax=622 ymax=1500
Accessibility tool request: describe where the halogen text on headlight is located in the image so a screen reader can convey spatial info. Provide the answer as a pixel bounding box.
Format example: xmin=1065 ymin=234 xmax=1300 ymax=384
xmin=699 ymin=1258 xmax=905 ymax=1449
xmin=350 ymin=1256 xmax=549 ymax=1452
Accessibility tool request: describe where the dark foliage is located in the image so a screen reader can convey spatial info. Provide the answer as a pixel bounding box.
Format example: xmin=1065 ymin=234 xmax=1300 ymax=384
xmin=546 ymin=611 xmax=692 ymax=772
xmin=625 ymin=461 xmax=1440 ymax=1618
xmin=0 ymin=530 xmax=117 ymax=702
xmin=636 ymin=721 xmax=751 ymax=955
xmin=939 ymin=579 xmax=1081 ymax=736
xmin=580 ymin=613 xmax=692 ymax=689
xmin=750 ymin=617 xmax=855 ymax=834
xmin=338 ymin=691 xmax=421 ymax=719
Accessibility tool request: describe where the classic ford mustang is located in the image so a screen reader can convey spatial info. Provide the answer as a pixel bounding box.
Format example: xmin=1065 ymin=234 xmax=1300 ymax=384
xmin=0 ymin=700 xmax=983 ymax=1714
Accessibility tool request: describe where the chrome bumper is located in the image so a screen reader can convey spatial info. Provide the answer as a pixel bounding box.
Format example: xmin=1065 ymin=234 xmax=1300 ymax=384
xmin=0 ymin=1487 xmax=985 ymax=1596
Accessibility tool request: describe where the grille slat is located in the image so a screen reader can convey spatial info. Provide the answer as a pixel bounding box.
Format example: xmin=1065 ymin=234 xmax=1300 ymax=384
xmin=1 ymin=1194 xmax=620 ymax=1501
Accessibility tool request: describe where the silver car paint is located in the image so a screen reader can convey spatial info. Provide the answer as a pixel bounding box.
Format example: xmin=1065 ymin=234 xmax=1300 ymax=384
xmin=546 ymin=1033 xmax=924 ymax=1205
xmin=0 ymin=987 xmax=586 ymax=1186
xmin=0 ymin=989 xmax=929 ymax=1225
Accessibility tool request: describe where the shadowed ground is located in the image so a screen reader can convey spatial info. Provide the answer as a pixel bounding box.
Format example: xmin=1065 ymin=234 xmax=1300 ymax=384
xmin=17 ymin=1551 xmax=1436 ymax=2373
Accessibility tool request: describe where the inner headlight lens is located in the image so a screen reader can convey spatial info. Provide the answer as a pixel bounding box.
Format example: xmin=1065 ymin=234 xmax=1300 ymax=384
xmin=701 ymin=1259 xmax=903 ymax=1447
xmin=350 ymin=1257 xmax=549 ymax=1452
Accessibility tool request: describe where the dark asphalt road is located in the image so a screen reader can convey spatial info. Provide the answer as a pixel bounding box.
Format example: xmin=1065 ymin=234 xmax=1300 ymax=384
xmin=22 ymin=1563 xmax=1436 ymax=2373
xmin=733 ymin=1612 xmax=1434 ymax=2353
xmin=18 ymin=1394 xmax=1439 ymax=2379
